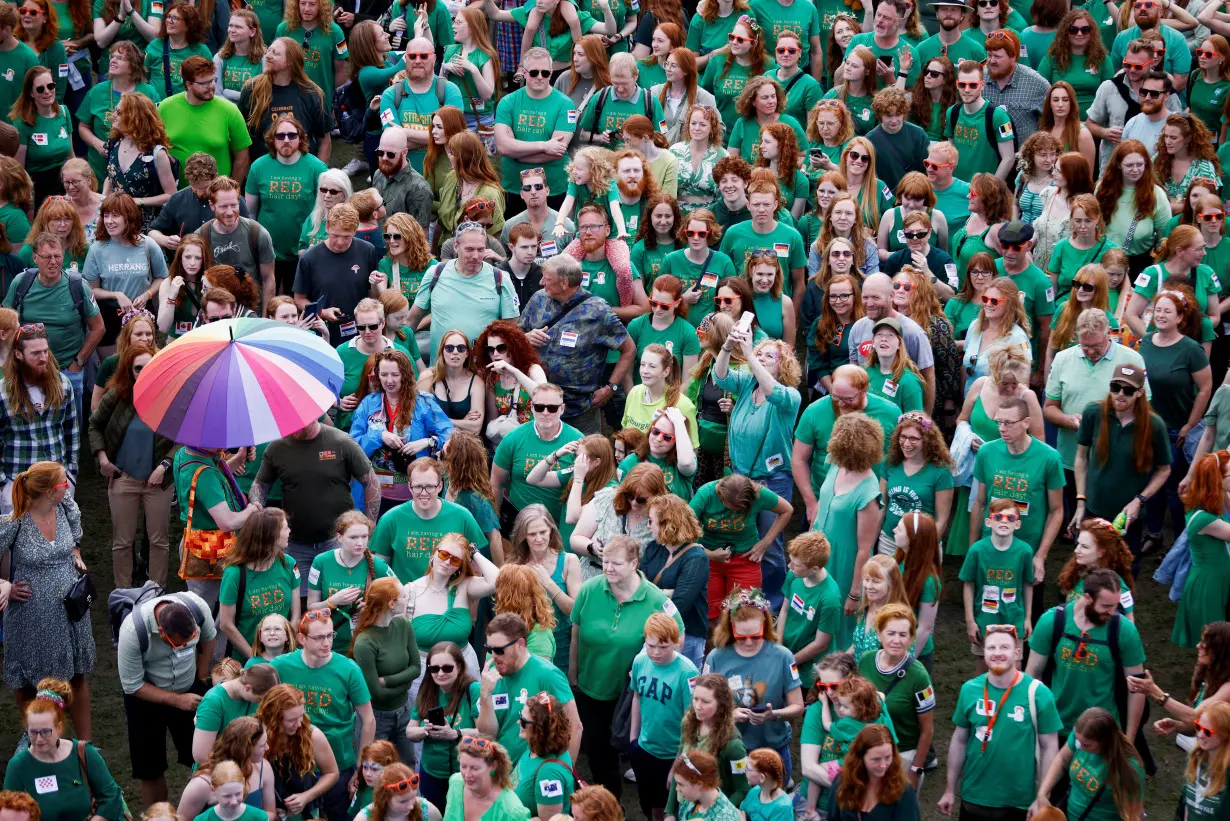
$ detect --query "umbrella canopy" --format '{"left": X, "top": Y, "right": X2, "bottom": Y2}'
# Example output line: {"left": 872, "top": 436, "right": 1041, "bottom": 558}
{"left": 134, "top": 317, "right": 343, "bottom": 449}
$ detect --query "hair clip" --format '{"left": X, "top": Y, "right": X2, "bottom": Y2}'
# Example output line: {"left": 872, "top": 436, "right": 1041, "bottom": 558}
{"left": 737, "top": 13, "right": 761, "bottom": 32}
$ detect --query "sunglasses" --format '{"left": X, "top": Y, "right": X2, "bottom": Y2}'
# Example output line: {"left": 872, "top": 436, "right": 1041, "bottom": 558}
{"left": 1109, "top": 383, "right": 1139, "bottom": 396}
{"left": 650, "top": 427, "right": 675, "bottom": 443}
{"left": 383, "top": 232, "right": 403, "bottom": 242}
{"left": 487, "top": 343, "right": 508, "bottom": 354}
{"left": 486, "top": 639, "right": 518, "bottom": 656}
{"left": 443, "top": 343, "right": 468, "bottom": 353}
{"left": 830, "top": 249, "right": 854, "bottom": 259}
{"left": 847, "top": 151, "right": 869, "bottom": 162}
{"left": 1139, "top": 88, "right": 1165, "bottom": 98}
{"left": 384, "top": 775, "right": 422, "bottom": 792}
{"left": 435, "top": 548, "right": 463, "bottom": 568}
{"left": 649, "top": 299, "right": 676, "bottom": 310}
{"left": 517, "top": 716, "right": 533, "bottom": 728}
{"left": 525, "top": 68, "right": 550, "bottom": 78}
{"left": 903, "top": 231, "right": 928, "bottom": 241}
{"left": 924, "top": 160, "right": 954, "bottom": 171}
{"left": 685, "top": 229, "right": 709, "bottom": 238}
{"left": 466, "top": 198, "right": 497, "bottom": 213}
{"left": 1001, "top": 242, "right": 1027, "bottom": 251}
{"left": 981, "top": 295, "right": 1001, "bottom": 306}
{"left": 428, "top": 663, "right": 456, "bottom": 674}
{"left": 985, "top": 623, "right": 1019, "bottom": 637}
{"left": 728, "top": 33, "right": 751, "bottom": 43}
{"left": 732, "top": 629, "right": 764, "bottom": 641}
{"left": 1199, "top": 211, "right": 1226, "bottom": 222}
{"left": 633, "top": 495, "right": 651, "bottom": 505}
{"left": 1133, "top": 1, "right": 1157, "bottom": 7}
{"left": 815, "top": 680, "right": 845, "bottom": 693}
{"left": 1194, "top": 718, "right": 1216, "bottom": 738}
{"left": 1069, "top": 24, "right": 1092, "bottom": 34}
{"left": 1075, "top": 281, "right": 1096, "bottom": 292}
{"left": 406, "top": 52, "right": 433, "bottom": 60}
{"left": 776, "top": 45, "right": 799, "bottom": 55}
{"left": 976, "top": 0, "right": 997, "bottom": 6}
{"left": 33, "top": 83, "right": 54, "bottom": 94}
{"left": 892, "top": 282, "right": 913, "bottom": 291}
{"left": 17, "top": 322, "right": 46, "bottom": 337}
{"left": 319, "top": 187, "right": 343, "bottom": 195}
{"left": 275, "top": 132, "right": 299, "bottom": 141}
{"left": 714, "top": 296, "right": 737, "bottom": 306}
{"left": 521, "top": 183, "right": 546, "bottom": 192}
{"left": 376, "top": 149, "right": 400, "bottom": 159}
{"left": 990, "top": 511, "right": 1019, "bottom": 522}
{"left": 533, "top": 403, "right": 562, "bottom": 413}
{"left": 1123, "top": 61, "right": 1152, "bottom": 70}
{"left": 356, "top": 322, "right": 382, "bottom": 331}
{"left": 133, "top": 364, "right": 145, "bottom": 374}
{"left": 924, "top": 68, "right": 945, "bottom": 79}
{"left": 957, "top": 81, "right": 981, "bottom": 90}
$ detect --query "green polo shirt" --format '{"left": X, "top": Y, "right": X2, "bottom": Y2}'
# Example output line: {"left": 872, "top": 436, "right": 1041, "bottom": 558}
{"left": 793, "top": 394, "right": 901, "bottom": 492}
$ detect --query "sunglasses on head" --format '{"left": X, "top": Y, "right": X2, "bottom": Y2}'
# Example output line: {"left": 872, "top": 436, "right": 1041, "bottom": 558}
{"left": 384, "top": 774, "right": 421, "bottom": 792}
{"left": 1109, "top": 382, "right": 1138, "bottom": 396}
{"left": 685, "top": 229, "right": 708, "bottom": 238}
{"left": 990, "top": 511, "right": 1019, "bottom": 522}
{"left": 533, "top": 402, "right": 562, "bottom": 413}
{"left": 956, "top": 81, "right": 981, "bottom": 90}
{"left": 649, "top": 298, "right": 676, "bottom": 310}
{"left": 985, "top": 623, "right": 1019, "bottom": 638}
{"left": 428, "top": 663, "right": 456, "bottom": 674}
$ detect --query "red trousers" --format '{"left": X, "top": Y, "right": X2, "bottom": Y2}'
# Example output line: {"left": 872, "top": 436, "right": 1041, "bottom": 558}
{"left": 707, "top": 552, "right": 762, "bottom": 620}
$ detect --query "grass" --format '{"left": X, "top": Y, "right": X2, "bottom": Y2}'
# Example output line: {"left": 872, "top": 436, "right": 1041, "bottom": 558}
{"left": 0, "top": 463, "right": 1192, "bottom": 820}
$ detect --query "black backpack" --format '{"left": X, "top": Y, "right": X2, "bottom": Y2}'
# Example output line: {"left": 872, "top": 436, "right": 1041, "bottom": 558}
{"left": 947, "top": 101, "right": 1019, "bottom": 157}
{"left": 9, "top": 268, "right": 90, "bottom": 324}
{"left": 334, "top": 80, "right": 369, "bottom": 144}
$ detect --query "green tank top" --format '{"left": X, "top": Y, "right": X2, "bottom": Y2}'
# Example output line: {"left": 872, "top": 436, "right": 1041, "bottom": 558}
{"left": 886, "top": 207, "right": 939, "bottom": 255}
{"left": 412, "top": 587, "right": 473, "bottom": 654}
{"left": 970, "top": 395, "right": 1001, "bottom": 444}
{"left": 952, "top": 226, "right": 993, "bottom": 287}
{"left": 752, "top": 292, "right": 785, "bottom": 340}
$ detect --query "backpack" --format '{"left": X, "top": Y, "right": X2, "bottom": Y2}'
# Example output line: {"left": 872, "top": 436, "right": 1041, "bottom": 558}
{"left": 1038, "top": 603, "right": 1156, "bottom": 774}
{"left": 1111, "top": 73, "right": 1143, "bottom": 122}
{"left": 10, "top": 268, "right": 90, "bottom": 325}
{"left": 947, "top": 101, "right": 1019, "bottom": 158}
{"left": 586, "top": 86, "right": 655, "bottom": 139}
{"left": 392, "top": 76, "right": 448, "bottom": 111}
{"left": 108, "top": 582, "right": 207, "bottom": 651}
{"left": 334, "top": 80, "right": 369, "bottom": 144}
{"left": 425, "top": 261, "right": 508, "bottom": 313}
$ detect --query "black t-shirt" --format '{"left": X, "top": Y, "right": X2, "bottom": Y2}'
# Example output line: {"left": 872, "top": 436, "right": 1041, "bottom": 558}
{"left": 866, "top": 122, "right": 929, "bottom": 192}
{"left": 497, "top": 260, "right": 543, "bottom": 310}
{"left": 291, "top": 237, "right": 383, "bottom": 345}
{"left": 149, "top": 187, "right": 251, "bottom": 240}
{"left": 239, "top": 82, "right": 333, "bottom": 160}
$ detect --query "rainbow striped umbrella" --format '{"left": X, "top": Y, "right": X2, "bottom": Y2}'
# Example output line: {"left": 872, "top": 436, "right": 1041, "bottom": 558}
{"left": 134, "top": 317, "right": 344, "bottom": 449}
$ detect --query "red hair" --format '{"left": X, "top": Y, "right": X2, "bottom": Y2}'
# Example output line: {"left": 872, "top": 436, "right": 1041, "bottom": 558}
{"left": 1181, "top": 450, "right": 1230, "bottom": 515}
{"left": 473, "top": 321, "right": 541, "bottom": 388}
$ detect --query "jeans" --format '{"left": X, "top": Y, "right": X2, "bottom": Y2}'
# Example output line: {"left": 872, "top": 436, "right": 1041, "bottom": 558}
{"left": 372, "top": 700, "right": 416, "bottom": 769}
{"left": 418, "top": 769, "right": 450, "bottom": 815}
{"left": 756, "top": 470, "right": 793, "bottom": 611}
{"left": 287, "top": 539, "right": 336, "bottom": 595}
{"left": 682, "top": 634, "right": 706, "bottom": 669}
{"left": 62, "top": 366, "right": 84, "bottom": 424}
{"left": 1156, "top": 529, "right": 1192, "bottom": 602}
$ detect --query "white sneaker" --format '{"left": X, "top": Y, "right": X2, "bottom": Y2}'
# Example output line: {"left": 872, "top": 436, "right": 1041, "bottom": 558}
{"left": 624, "top": 768, "right": 637, "bottom": 783}
{"left": 343, "top": 158, "right": 369, "bottom": 176}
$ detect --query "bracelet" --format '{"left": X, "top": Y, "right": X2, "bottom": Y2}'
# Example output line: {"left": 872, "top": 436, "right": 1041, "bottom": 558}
{"left": 1155, "top": 691, "right": 1170, "bottom": 706}
{"left": 1075, "top": 494, "right": 1086, "bottom": 501}
{"left": 847, "top": 592, "right": 860, "bottom": 601}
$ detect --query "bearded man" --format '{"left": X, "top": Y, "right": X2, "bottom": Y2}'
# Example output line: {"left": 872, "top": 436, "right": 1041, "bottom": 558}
{"left": 1120, "top": 71, "right": 1173, "bottom": 156}
{"left": 561, "top": 205, "right": 650, "bottom": 323}
{"left": 0, "top": 323, "right": 79, "bottom": 515}
{"left": 612, "top": 150, "right": 659, "bottom": 240}
{"left": 372, "top": 125, "right": 432, "bottom": 230}
{"left": 981, "top": 28, "right": 1049, "bottom": 143}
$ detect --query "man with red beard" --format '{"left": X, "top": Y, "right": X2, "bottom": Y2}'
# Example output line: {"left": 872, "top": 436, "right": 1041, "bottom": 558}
{"left": 565, "top": 205, "right": 650, "bottom": 324}
{"left": 939, "top": 624, "right": 1062, "bottom": 820}
{"left": 612, "top": 150, "right": 658, "bottom": 240}
{"left": 0, "top": 323, "right": 79, "bottom": 515}
{"left": 981, "top": 29, "right": 1049, "bottom": 144}
{"left": 790, "top": 364, "right": 900, "bottom": 525}
{"left": 1109, "top": 0, "right": 1197, "bottom": 90}
{"left": 372, "top": 125, "right": 432, "bottom": 233}
{"left": 1120, "top": 72, "right": 1172, "bottom": 157}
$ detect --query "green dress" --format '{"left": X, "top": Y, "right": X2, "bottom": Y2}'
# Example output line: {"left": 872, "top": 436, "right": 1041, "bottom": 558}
{"left": 811, "top": 470, "right": 882, "bottom": 648}
{"left": 411, "top": 586, "right": 473, "bottom": 654}
{"left": 1173, "top": 508, "right": 1230, "bottom": 647}
{"left": 443, "top": 774, "right": 531, "bottom": 821}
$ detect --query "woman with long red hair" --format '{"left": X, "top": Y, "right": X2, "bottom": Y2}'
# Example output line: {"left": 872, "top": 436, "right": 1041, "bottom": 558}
{"left": 1057, "top": 518, "right": 1137, "bottom": 619}
{"left": 441, "top": 6, "right": 501, "bottom": 131}
{"left": 636, "top": 22, "right": 684, "bottom": 88}
{"left": 829, "top": 725, "right": 917, "bottom": 820}
{"left": 654, "top": 48, "right": 718, "bottom": 148}
{"left": 472, "top": 320, "right": 546, "bottom": 428}
{"left": 422, "top": 107, "right": 467, "bottom": 204}
{"left": 556, "top": 34, "right": 611, "bottom": 110}
{"left": 349, "top": 577, "right": 419, "bottom": 766}
{"left": 1039, "top": 82, "right": 1096, "bottom": 170}
{"left": 1095, "top": 140, "right": 1170, "bottom": 274}
{"left": 101, "top": 91, "right": 180, "bottom": 231}
{"left": 1175, "top": 450, "right": 1230, "bottom": 648}
{"left": 700, "top": 14, "right": 768, "bottom": 131}
{"left": 892, "top": 510, "right": 943, "bottom": 671}
{"left": 436, "top": 132, "right": 504, "bottom": 239}
{"left": 256, "top": 684, "right": 341, "bottom": 816}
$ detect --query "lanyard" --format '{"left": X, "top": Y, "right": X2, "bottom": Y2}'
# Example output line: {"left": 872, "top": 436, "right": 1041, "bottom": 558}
{"left": 980, "top": 671, "right": 1021, "bottom": 751}
{"left": 383, "top": 394, "right": 398, "bottom": 432}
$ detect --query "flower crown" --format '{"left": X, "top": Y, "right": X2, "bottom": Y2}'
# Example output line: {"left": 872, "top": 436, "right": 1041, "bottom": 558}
{"left": 35, "top": 689, "right": 65, "bottom": 709}
{"left": 121, "top": 307, "right": 156, "bottom": 329}
{"left": 737, "top": 14, "right": 761, "bottom": 33}
{"left": 900, "top": 411, "right": 932, "bottom": 430}
{"left": 722, "top": 586, "right": 770, "bottom": 613}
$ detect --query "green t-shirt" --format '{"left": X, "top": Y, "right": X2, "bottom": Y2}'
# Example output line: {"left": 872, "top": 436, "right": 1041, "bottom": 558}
{"left": 972, "top": 437, "right": 1066, "bottom": 549}
{"left": 881, "top": 460, "right": 954, "bottom": 535}
{"left": 718, "top": 221, "right": 806, "bottom": 295}
{"left": 951, "top": 673, "right": 1063, "bottom": 809}
{"left": 1065, "top": 729, "right": 1144, "bottom": 821}
{"left": 727, "top": 114, "right": 808, "bottom": 165}
{"left": 793, "top": 393, "right": 901, "bottom": 492}
{"left": 857, "top": 651, "right": 935, "bottom": 752}
{"left": 509, "top": 2, "right": 593, "bottom": 63}
{"left": 171, "top": 448, "right": 243, "bottom": 532}
{"left": 159, "top": 93, "right": 253, "bottom": 183}
{"left": 247, "top": 0, "right": 284, "bottom": 42}
{"left": 1134, "top": 262, "right": 1222, "bottom": 314}
{"left": 218, "top": 555, "right": 301, "bottom": 651}
{"left": 686, "top": 9, "right": 741, "bottom": 57}
{"left": 582, "top": 256, "right": 643, "bottom": 308}
{"left": 844, "top": 32, "right": 921, "bottom": 85}
{"left": 630, "top": 239, "right": 675, "bottom": 287}
{"left": 495, "top": 87, "right": 577, "bottom": 194}
{"left": 410, "top": 679, "right": 481, "bottom": 778}
{"left": 307, "top": 549, "right": 396, "bottom": 650}
{"left": 750, "top": 0, "right": 821, "bottom": 66}
{"left": 701, "top": 53, "right": 777, "bottom": 133}
{"left": 823, "top": 86, "right": 876, "bottom": 134}
{"left": 144, "top": 40, "right": 213, "bottom": 99}
{"left": 442, "top": 44, "right": 493, "bottom": 117}
{"left": 689, "top": 480, "right": 780, "bottom": 553}
{"left": 1045, "top": 238, "right": 1119, "bottom": 303}
{"left": 377, "top": 256, "right": 435, "bottom": 305}
{"left": 2, "top": 270, "right": 101, "bottom": 365}
{"left": 1203, "top": 384, "right": 1230, "bottom": 452}
{"left": 1137, "top": 333, "right": 1210, "bottom": 430}
{"left": 245, "top": 152, "right": 330, "bottom": 260}
{"left": 492, "top": 420, "right": 583, "bottom": 520}
{"left": 780, "top": 570, "right": 843, "bottom": 654}
{"left": 77, "top": 80, "right": 161, "bottom": 181}
{"left": 619, "top": 451, "right": 695, "bottom": 500}
{"left": 631, "top": 650, "right": 699, "bottom": 758}
{"left": 1036, "top": 53, "right": 1114, "bottom": 118}
{"left": 274, "top": 21, "right": 347, "bottom": 102}
{"left": 16, "top": 104, "right": 72, "bottom": 173}
{"left": 269, "top": 650, "right": 373, "bottom": 769}
{"left": 370, "top": 499, "right": 489, "bottom": 583}
{"left": 934, "top": 177, "right": 972, "bottom": 238}
{"left": 579, "top": 86, "right": 666, "bottom": 149}
{"left": 220, "top": 52, "right": 263, "bottom": 96}
{"left": 626, "top": 313, "right": 702, "bottom": 377}
{"left": 194, "top": 681, "right": 258, "bottom": 733}
{"left": 656, "top": 248, "right": 738, "bottom": 329}
{"left": 916, "top": 33, "right": 986, "bottom": 68}
{"left": 864, "top": 366, "right": 924, "bottom": 413}
{"left": 0, "top": 41, "right": 40, "bottom": 121}
{"left": 946, "top": 99, "right": 1014, "bottom": 182}
{"left": 513, "top": 751, "right": 575, "bottom": 815}
{"left": 488, "top": 653, "right": 575, "bottom": 763}
{"left": 959, "top": 537, "right": 1036, "bottom": 635}
{"left": 1028, "top": 603, "right": 1146, "bottom": 735}
{"left": 193, "top": 808, "right": 267, "bottom": 821}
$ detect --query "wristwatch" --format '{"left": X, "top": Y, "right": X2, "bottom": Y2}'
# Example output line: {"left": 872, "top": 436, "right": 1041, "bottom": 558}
{"left": 606, "top": 383, "right": 622, "bottom": 394}
{"left": 910, "top": 765, "right": 925, "bottom": 775}
{"left": 1136, "top": 493, "right": 1150, "bottom": 504}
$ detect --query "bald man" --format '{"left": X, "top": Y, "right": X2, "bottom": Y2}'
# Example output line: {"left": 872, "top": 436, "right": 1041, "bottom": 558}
{"left": 377, "top": 37, "right": 464, "bottom": 172}
{"left": 847, "top": 273, "right": 935, "bottom": 412}
{"left": 372, "top": 125, "right": 432, "bottom": 230}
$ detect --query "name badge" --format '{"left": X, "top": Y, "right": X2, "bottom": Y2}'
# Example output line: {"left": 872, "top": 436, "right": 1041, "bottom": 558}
{"left": 34, "top": 776, "right": 58, "bottom": 795}
{"left": 340, "top": 321, "right": 357, "bottom": 337}
{"left": 560, "top": 331, "right": 579, "bottom": 348}
{"left": 58, "top": 63, "right": 69, "bottom": 77}
{"left": 32, "top": 133, "right": 48, "bottom": 145}
{"left": 882, "top": 379, "right": 898, "bottom": 397}
{"left": 765, "top": 453, "right": 784, "bottom": 471}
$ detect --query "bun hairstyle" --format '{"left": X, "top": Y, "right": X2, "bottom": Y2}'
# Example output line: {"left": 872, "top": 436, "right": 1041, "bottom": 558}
{"left": 26, "top": 677, "right": 72, "bottom": 734}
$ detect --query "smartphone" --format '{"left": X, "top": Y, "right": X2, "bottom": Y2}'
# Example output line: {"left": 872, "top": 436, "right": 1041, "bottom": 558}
{"left": 736, "top": 311, "right": 755, "bottom": 333}
{"left": 605, "top": 128, "right": 621, "bottom": 142}
{"left": 877, "top": 54, "right": 893, "bottom": 67}
{"left": 427, "top": 706, "right": 446, "bottom": 725}
{"left": 750, "top": 704, "right": 770, "bottom": 713}
{"left": 1129, "top": 672, "right": 1148, "bottom": 679}
{"left": 809, "top": 146, "right": 825, "bottom": 159}
{"left": 303, "top": 296, "right": 325, "bottom": 318}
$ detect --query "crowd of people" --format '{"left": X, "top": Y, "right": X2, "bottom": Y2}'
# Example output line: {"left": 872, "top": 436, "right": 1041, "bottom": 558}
{"left": 0, "top": 0, "right": 1230, "bottom": 818}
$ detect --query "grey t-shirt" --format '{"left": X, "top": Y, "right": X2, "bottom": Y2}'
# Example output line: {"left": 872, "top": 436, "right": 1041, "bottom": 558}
{"left": 847, "top": 312, "right": 936, "bottom": 370}
{"left": 500, "top": 209, "right": 576, "bottom": 253}
{"left": 202, "top": 217, "right": 275, "bottom": 278}
{"left": 82, "top": 235, "right": 170, "bottom": 300}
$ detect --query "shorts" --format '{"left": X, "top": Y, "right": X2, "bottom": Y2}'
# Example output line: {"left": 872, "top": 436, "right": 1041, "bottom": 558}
{"left": 123, "top": 678, "right": 209, "bottom": 780}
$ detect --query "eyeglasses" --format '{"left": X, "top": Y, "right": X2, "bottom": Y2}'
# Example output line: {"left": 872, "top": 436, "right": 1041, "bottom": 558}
{"left": 776, "top": 45, "right": 799, "bottom": 55}
{"left": 356, "top": 322, "right": 382, "bottom": 331}
{"left": 995, "top": 417, "right": 1024, "bottom": 427}
{"left": 319, "top": 187, "right": 343, "bottom": 195}
{"left": 981, "top": 295, "right": 1001, "bottom": 306}
{"left": 26, "top": 728, "right": 54, "bottom": 739}
{"left": 275, "top": 132, "right": 299, "bottom": 141}
{"left": 435, "top": 548, "right": 463, "bottom": 568}
{"left": 383, "top": 232, "right": 403, "bottom": 242}
{"left": 990, "top": 512, "right": 1019, "bottom": 522}
{"left": 714, "top": 296, "right": 737, "bottom": 307}
{"left": 1194, "top": 718, "right": 1216, "bottom": 738}
{"left": 1139, "top": 88, "right": 1165, "bottom": 98}
{"left": 1199, "top": 211, "right": 1226, "bottom": 222}
{"left": 410, "top": 483, "right": 440, "bottom": 495}
{"left": 384, "top": 774, "right": 421, "bottom": 792}
{"left": 728, "top": 33, "right": 751, "bottom": 43}
{"left": 832, "top": 392, "right": 861, "bottom": 405}
{"left": 924, "top": 69, "right": 945, "bottom": 79}
{"left": 428, "top": 663, "right": 456, "bottom": 674}
{"left": 650, "top": 427, "right": 675, "bottom": 443}
{"left": 525, "top": 68, "right": 551, "bottom": 78}
{"left": 190, "top": 77, "right": 216, "bottom": 86}
{"left": 903, "top": 231, "right": 928, "bottom": 241}
{"left": 578, "top": 224, "right": 605, "bottom": 233}
{"left": 847, "top": 151, "right": 869, "bottom": 162}
{"left": 522, "top": 183, "right": 546, "bottom": 192}
{"left": 486, "top": 639, "right": 518, "bottom": 656}
{"left": 1109, "top": 383, "right": 1139, "bottom": 396}
{"left": 685, "top": 229, "right": 708, "bottom": 238}
{"left": 1075, "top": 281, "right": 1096, "bottom": 292}
{"left": 830, "top": 292, "right": 854, "bottom": 302}
{"left": 533, "top": 403, "right": 562, "bottom": 413}
{"left": 649, "top": 299, "right": 676, "bottom": 310}
{"left": 732, "top": 629, "right": 764, "bottom": 641}
{"left": 968, "top": 268, "right": 994, "bottom": 278}
{"left": 893, "top": 282, "right": 913, "bottom": 291}
{"left": 956, "top": 81, "right": 981, "bottom": 90}
{"left": 1068, "top": 24, "right": 1092, "bottom": 34}
{"left": 407, "top": 52, "right": 433, "bottom": 60}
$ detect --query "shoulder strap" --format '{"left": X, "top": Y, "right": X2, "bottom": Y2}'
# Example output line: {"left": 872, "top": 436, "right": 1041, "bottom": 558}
{"left": 162, "top": 39, "right": 173, "bottom": 99}
{"left": 881, "top": 655, "right": 916, "bottom": 696}
{"left": 236, "top": 564, "right": 248, "bottom": 611}
{"left": 783, "top": 71, "right": 805, "bottom": 94}
{"left": 394, "top": 79, "right": 406, "bottom": 108}
{"left": 984, "top": 104, "right": 999, "bottom": 152}
{"left": 12, "top": 269, "right": 38, "bottom": 318}
{"left": 65, "top": 272, "right": 87, "bottom": 321}
{"left": 652, "top": 543, "right": 699, "bottom": 586}
{"left": 435, "top": 76, "right": 446, "bottom": 105}
{"left": 77, "top": 741, "right": 95, "bottom": 800}
{"left": 542, "top": 292, "right": 594, "bottom": 331}
{"left": 642, "top": 87, "right": 653, "bottom": 120}
{"left": 1040, "top": 603, "right": 1065, "bottom": 685}
{"left": 426, "top": 262, "right": 446, "bottom": 294}
{"left": 588, "top": 86, "right": 612, "bottom": 137}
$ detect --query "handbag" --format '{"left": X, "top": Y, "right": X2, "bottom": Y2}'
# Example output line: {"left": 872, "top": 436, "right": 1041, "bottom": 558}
{"left": 485, "top": 404, "right": 521, "bottom": 445}
{"left": 609, "top": 684, "right": 636, "bottom": 753}
{"left": 64, "top": 570, "right": 95, "bottom": 622}
{"left": 77, "top": 741, "right": 134, "bottom": 821}
{"left": 178, "top": 464, "right": 237, "bottom": 581}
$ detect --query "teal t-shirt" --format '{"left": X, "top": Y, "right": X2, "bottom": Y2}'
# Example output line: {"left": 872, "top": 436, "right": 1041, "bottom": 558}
{"left": 972, "top": 437, "right": 1065, "bottom": 549}
{"left": 631, "top": 650, "right": 700, "bottom": 758}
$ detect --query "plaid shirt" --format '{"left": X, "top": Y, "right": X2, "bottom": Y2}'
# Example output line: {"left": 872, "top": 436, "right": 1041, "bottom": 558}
{"left": 983, "top": 63, "right": 1050, "bottom": 145}
{"left": 495, "top": 0, "right": 526, "bottom": 72}
{"left": 0, "top": 373, "right": 78, "bottom": 484}
{"left": 519, "top": 288, "right": 628, "bottom": 415}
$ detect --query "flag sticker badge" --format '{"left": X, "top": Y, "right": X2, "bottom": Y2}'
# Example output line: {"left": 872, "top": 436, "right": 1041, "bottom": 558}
{"left": 567, "top": 109, "right": 578, "bottom": 124}
{"left": 540, "top": 780, "right": 564, "bottom": 798}
{"left": 34, "top": 776, "right": 58, "bottom": 795}
{"left": 998, "top": 121, "right": 1014, "bottom": 138}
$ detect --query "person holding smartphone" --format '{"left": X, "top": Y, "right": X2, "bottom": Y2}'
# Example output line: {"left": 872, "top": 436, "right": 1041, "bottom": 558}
{"left": 407, "top": 641, "right": 481, "bottom": 811}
